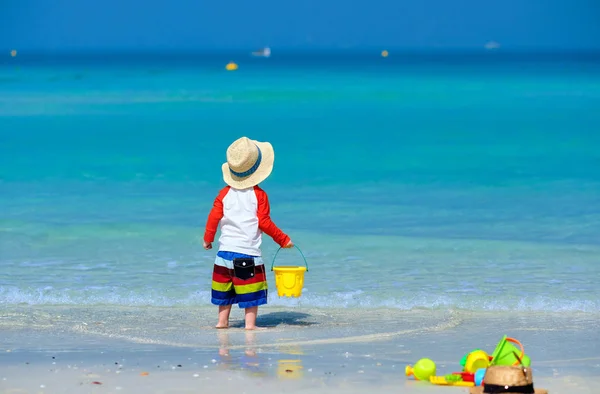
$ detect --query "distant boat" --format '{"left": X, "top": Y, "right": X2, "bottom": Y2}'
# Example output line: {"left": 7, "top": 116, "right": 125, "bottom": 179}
{"left": 252, "top": 47, "right": 271, "bottom": 58}
{"left": 484, "top": 41, "right": 500, "bottom": 50}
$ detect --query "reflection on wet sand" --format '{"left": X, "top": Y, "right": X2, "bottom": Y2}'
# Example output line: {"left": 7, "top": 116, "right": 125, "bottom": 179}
{"left": 277, "top": 359, "right": 304, "bottom": 379}
{"left": 215, "top": 330, "right": 267, "bottom": 376}
{"left": 215, "top": 330, "right": 306, "bottom": 379}
{"left": 276, "top": 340, "right": 305, "bottom": 379}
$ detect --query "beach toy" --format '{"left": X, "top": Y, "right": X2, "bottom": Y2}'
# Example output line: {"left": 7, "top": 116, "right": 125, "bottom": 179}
{"left": 405, "top": 358, "right": 436, "bottom": 381}
{"left": 474, "top": 368, "right": 486, "bottom": 386}
{"left": 453, "top": 372, "right": 475, "bottom": 382}
{"left": 464, "top": 350, "right": 491, "bottom": 373}
{"left": 461, "top": 348, "right": 483, "bottom": 369}
{"left": 225, "top": 62, "right": 238, "bottom": 71}
{"left": 270, "top": 245, "right": 308, "bottom": 298}
{"left": 429, "top": 375, "right": 475, "bottom": 387}
{"left": 490, "top": 335, "right": 531, "bottom": 367}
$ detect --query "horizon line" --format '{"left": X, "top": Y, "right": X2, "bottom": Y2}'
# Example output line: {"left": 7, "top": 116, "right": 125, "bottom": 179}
{"left": 5, "top": 46, "right": 600, "bottom": 56}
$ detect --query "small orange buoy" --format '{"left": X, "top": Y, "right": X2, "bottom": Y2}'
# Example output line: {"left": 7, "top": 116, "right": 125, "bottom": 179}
{"left": 10, "top": 49, "right": 17, "bottom": 57}
{"left": 140, "top": 371, "right": 149, "bottom": 376}
{"left": 381, "top": 50, "right": 389, "bottom": 58}
{"left": 225, "top": 62, "right": 238, "bottom": 71}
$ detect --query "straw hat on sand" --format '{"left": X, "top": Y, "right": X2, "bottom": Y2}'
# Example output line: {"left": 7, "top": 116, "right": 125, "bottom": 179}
{"left": 470, "top": 365, "right": 548, "bottom": 394}
{"left": 222, "top": 137, "right": 274, "bottom": 189}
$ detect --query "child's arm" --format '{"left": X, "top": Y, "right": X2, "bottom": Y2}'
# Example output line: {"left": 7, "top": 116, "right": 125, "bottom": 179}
{"left": 255, "top": 187, "right": 292, "bottom": 247}
{"left": 203, "top": 186, "right": 230, "bottom": 249}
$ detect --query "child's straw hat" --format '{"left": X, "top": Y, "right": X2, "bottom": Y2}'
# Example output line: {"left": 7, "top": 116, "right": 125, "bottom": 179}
{"left": 470, "top": 365, "right": 548, "bottom": 394}
{"left": 222, "top": 137, "right": 274, "bottom": 189}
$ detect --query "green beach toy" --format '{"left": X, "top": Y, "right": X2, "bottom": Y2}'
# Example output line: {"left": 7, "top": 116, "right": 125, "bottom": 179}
{"left": 490, "top": 335, "right": 531, "bottom": 367}
{"left": 444, "top": 374, "right": 463, "bottom": 382}
{"left": 405, "top": 358, "right": 436, "bottom": 381}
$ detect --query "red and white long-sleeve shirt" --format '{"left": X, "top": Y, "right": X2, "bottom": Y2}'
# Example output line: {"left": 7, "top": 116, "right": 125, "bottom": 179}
{"left": 204, "top": 186, "right": 290, "bottom": 256}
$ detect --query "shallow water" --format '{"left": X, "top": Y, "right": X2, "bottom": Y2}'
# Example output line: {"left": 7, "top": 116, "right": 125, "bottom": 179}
{"left": 1, "top": 52, "right": 600, "bottom": 314}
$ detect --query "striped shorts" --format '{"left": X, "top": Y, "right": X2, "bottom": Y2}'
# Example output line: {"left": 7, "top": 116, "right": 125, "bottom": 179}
{"left": 211, "top": 252, "right": 268, "bottom": 308}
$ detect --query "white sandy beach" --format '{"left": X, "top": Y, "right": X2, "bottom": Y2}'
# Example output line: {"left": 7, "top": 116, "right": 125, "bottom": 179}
{"left": 0, "top": 363, "right": 597, "bottom": 394}
{"left": 1, "top": 306, "right": 599, "bottom": 393}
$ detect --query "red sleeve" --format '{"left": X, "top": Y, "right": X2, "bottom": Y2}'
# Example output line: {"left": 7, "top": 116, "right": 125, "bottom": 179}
{"left": 254, "top": 186, "right": 290, "bottom": 247}
{"left": 203, "top": 186, "right": 230, "bottom": 243}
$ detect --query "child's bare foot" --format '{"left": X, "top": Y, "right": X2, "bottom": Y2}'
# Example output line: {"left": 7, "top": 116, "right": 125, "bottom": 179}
{"left": 244, "top": 326, "right": 267, "bottom": 331}
{"left": 216, "top": 305, "right": 231, "bottom": 330}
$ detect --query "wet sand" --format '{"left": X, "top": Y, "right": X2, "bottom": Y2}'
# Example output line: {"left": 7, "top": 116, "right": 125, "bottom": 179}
{"left": 1, "top": 306, "right": 599, "bottom": 393}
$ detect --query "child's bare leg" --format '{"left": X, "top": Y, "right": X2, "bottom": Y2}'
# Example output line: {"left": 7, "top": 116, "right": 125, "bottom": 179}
{"left": 244, "top": 306, "right": 266, "bottom": 330}
{"left": 216, "top": 305, "right": 232, "bottom": 328}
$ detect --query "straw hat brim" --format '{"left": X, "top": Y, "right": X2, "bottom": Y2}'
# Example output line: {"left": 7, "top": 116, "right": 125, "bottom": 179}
{"left": 222, "top": 140, "right": 274, "bottom": 189}
{"left": 469, "top": 386, "right": 548, "bottom": 394}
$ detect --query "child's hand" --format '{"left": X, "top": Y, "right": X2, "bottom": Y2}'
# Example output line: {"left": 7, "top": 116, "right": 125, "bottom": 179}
{"left": 283, "top": 240, "right": 294, "bottom": 248}
{"left": 203, "top": 241, "right": 212, "bottom": 250}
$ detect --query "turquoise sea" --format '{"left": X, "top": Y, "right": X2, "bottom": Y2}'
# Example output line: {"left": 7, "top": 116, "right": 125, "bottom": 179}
{"left": 1, "top": 51, "right": 600, "bottom": 317}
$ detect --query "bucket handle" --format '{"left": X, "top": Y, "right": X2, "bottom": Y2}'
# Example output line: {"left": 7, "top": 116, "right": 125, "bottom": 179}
{"left": 270, "top": 245, "right": 309, "bottom": 272}
{"left": 506, "top": 337, "right": 525, "bottom": 366}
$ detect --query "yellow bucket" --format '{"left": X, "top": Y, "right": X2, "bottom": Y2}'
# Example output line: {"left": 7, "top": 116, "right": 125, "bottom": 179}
{"left": 270, "top": 245, "right": 309, "bottom": 298}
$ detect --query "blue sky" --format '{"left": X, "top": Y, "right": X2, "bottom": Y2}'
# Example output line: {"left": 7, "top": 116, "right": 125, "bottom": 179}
{"left": 2, "top": 0, "right": 599, "bottom": 52}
